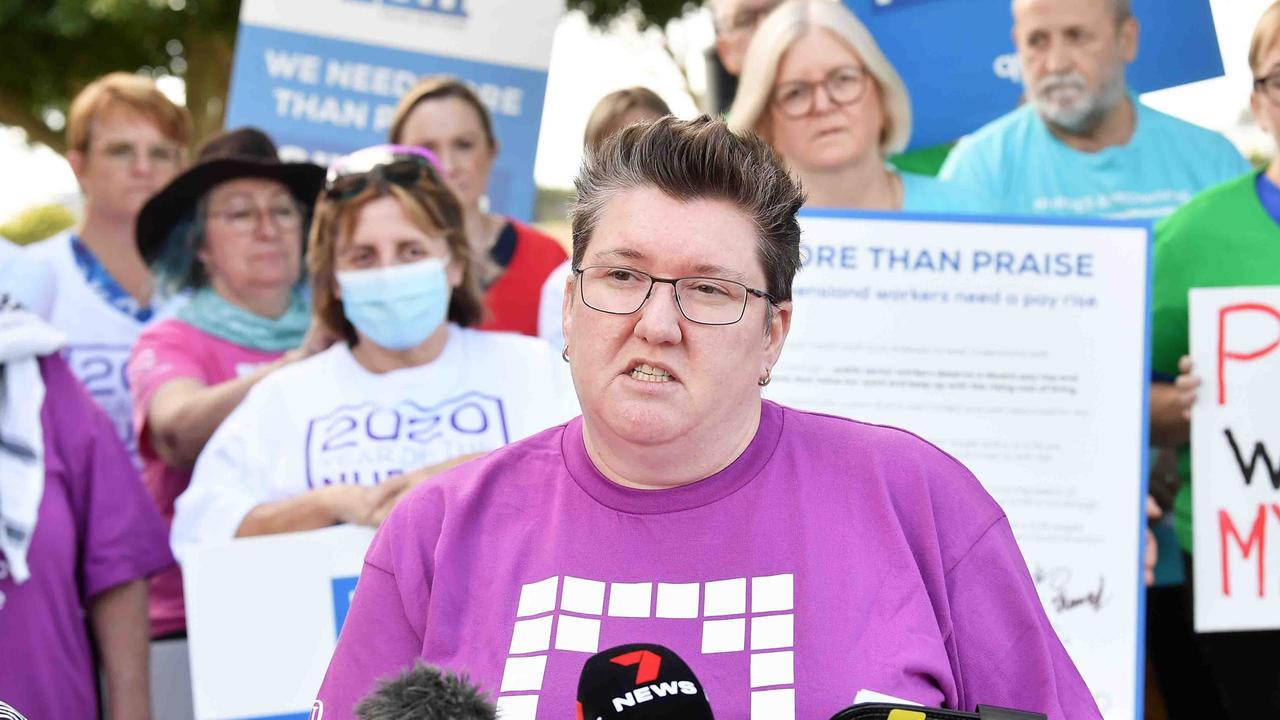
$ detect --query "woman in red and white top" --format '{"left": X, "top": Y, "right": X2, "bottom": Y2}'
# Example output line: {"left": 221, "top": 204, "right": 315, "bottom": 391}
{"left": 388, "top": 76, "right": 566, "bottom": 337}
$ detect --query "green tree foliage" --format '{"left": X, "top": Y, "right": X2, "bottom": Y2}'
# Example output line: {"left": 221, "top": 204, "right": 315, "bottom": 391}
{"left": 0, "top": 0, "right": 702, "bottom": 155}
{"left": 565, "top": 0, "right": 704, "bottom": 29}
{"left": 0, "top": 0, "right": 240, "bottom": 151}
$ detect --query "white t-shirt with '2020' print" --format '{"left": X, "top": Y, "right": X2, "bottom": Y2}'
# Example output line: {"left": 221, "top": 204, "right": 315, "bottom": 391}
{"left": 171, "top": 325, "right": 579, "bottom": 556}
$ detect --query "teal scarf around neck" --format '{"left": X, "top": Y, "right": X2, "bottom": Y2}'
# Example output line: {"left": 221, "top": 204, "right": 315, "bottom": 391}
{"left": 177, "top": 287, "right": 309, "bottom": 352}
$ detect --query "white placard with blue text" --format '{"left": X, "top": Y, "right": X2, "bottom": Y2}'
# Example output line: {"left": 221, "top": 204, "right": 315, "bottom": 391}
{"left": 224, "top": 0, "right": 563, "bottom": 220}
{"left": 769, "top": 211, "right": 1151, "bottom": 719}
{"left": 183, "top": 525, "right": 375, "bottom": 720}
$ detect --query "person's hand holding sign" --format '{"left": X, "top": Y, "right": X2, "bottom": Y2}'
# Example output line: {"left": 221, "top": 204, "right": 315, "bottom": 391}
{"left": 1151, "top": 355, "right": 1201, "bottom": 445}
{"left": 1173, "top": 355, "right": 1202, "bottom": 421}
{"left": 1145, "top": 496, "right": 1161, "bottom": 587}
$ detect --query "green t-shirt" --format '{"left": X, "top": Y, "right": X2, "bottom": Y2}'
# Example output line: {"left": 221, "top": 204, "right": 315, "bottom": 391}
{"left": 1152, "top": 168, "right": 1280, "bottom": 551}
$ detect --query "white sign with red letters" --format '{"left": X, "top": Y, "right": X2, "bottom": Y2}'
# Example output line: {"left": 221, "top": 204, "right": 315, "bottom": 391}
{"left": 1190, "top": 287, "right": 1280, "bottom": 632}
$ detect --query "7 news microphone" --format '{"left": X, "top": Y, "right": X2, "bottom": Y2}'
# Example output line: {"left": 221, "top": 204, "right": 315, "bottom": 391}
{"left": 576, "top": 643, "right": 716, "bottom": 720}
{"left": 349, "top": 647, "right": 1048, "bottom": 720}
{"left": 573, "top": 642, "right": 1048, "bottom": 720}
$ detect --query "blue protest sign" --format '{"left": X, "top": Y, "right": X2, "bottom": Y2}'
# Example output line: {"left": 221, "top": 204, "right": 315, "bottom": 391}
{"left": 850, "top": 0, "right": 1224, "bottom": 149}
{"left": 224, "top": 0, "right": 561, "bottom": 220}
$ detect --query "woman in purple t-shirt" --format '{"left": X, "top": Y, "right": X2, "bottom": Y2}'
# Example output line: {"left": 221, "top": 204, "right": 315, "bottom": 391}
{"left": 316, "top": 118, "right": 1102, "bottom": 720}
{"left": 0, "top": 306, "right": 173, "bottom": 719}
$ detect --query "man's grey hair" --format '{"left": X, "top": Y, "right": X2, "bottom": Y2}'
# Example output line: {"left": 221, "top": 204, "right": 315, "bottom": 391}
{"left": 570, "top": 115, "right": 806, "bottom": 302}
{"left": 1013, "top": 0, "right": 1132, "bottom": 23}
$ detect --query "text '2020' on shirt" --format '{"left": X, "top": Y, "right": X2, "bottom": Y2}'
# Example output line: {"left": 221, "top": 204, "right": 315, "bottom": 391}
{"left": 316, "top": 401, "right": 1100, "bottom": 720}
{"left": 21, "top": 231, "right": 186, "bottom": 465}
{"left": 171, "top": 325, "right": 579, "bottom": 557}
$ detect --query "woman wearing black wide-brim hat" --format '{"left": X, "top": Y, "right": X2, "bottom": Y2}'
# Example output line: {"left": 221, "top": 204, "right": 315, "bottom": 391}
{"left": 124, "top": 126, "right": 331, "bottom": 643}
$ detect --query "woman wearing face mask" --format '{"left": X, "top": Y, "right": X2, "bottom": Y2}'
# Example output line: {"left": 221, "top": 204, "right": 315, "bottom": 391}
{"left": 169, "top": 146, "right": 578, "bottom": 552}
{"left": 728, "top": 0, "right": 994, "bottom": 213}
{"left": 126, "top": 128, "right": 328, "bottom": 643}
{"left": 389, "top": 77, "right": 567, "bottom": 336}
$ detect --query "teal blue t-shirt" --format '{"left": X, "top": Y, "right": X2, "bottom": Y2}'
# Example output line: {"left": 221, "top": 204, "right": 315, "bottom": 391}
{"left": 900, "top": 171, "right": 999, "bottom": 214}
{"left": 939, "top": 96, "right": 1249, "bottom": 220}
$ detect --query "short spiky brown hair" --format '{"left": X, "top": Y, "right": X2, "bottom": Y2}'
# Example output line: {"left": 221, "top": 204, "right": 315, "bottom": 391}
{"left": 570, "top": 115, "right": 805, "bottom": 302}
{"left": 307, "top": 177, "right": 485, "bottom": 346}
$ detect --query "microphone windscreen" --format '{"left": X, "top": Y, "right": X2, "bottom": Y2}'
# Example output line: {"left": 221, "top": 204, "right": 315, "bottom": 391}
{"left": 576, "top": 643, "right": 714, "bottom": 720}
{"left": 354, "top": 662, "right": 496, "bottom": 720}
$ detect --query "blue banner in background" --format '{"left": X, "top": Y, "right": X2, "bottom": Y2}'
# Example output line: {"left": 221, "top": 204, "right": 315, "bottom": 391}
{"left": 225, "top": 24, "right": 547, "bottom": 220}
{"left": 330, "top": 575, "right": 358, "bottom": 636}
{"left": 847, "top": 0, "right": 1224, "bottom": 149}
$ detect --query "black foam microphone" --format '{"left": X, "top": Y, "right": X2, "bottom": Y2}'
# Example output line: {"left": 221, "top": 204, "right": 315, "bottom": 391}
{"left": 353, "top": 662, "right": 496, "bottom": 720}
{"left": 576, "top": 643, "right": 715, "bottom": 720}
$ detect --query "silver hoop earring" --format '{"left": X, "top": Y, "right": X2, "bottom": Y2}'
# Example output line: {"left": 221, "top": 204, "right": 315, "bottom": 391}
{"left": 758, "top": 368, "right": 772, "bottom": 387}
{"left": 562, "top": 347, "right": 570, "bottom": 363}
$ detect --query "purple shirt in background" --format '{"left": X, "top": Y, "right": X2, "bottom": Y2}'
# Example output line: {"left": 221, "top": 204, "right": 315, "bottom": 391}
{"left": 317, "top": 401, "right": 1100, "bottom": 720}
{"left": 0, "top": 355, "right": 174, "bottom": 719}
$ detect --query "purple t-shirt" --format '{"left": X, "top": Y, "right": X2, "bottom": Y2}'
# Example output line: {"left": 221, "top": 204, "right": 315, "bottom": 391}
{"left": 0, "top": 355, "right": 174, "bottom": 719}
{"left": 316, "top": 401, "right": 1100, "bottom": 720}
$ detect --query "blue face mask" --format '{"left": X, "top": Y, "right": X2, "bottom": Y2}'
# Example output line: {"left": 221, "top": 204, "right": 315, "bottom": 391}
{"left": 336, "top": 257, "right": 450, "bottom": 351}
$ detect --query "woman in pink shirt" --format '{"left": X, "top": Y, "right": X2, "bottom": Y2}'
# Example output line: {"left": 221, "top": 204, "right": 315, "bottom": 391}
{"left": 126, "top": 127, "right": 327, "bottom": 642}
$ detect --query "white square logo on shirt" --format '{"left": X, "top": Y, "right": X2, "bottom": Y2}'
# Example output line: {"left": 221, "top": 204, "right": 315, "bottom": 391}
{"left": 752, "top": 574, "right": 794, "bottom": 613}
{"left": 702, "top": 617, "right": 746, "bottom": 654}
{"left": 704, "top": 578, "right": 747, "bottom": 616}
{"left": 554, "top": 615, "right": 601, "bottom": 653}
{"left": 561, "top": 576, "right": 606, "bottom": 615}
{"left": 516, "top": 577, "right": 558, "bottom": 618}
{"left": 656, "top": 582, "right": 700, "bottom": 618}
{"left": 607, "top": 582, "right": 652, "bottom": 618}
{"left": 509, "top": 616, "right": 553, "bottom": 654}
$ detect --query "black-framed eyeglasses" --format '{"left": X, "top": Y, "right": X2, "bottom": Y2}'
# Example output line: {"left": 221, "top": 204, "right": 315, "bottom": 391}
{"left": 771, "top": 65, "right": 869, "bottom": 119}
{"left": 324, "top": 144, "right": 443, "bottom": 201}
{"left": 1255, "top": 73, "right": 1280, "bottom": 105}
{"left": 574, "top": 265, "right": 777, "bottom": 326}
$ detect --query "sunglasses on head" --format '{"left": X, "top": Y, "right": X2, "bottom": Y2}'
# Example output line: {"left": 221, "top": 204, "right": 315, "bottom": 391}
{"left": 323, "top": 144, "right": 443, "bottom": 201}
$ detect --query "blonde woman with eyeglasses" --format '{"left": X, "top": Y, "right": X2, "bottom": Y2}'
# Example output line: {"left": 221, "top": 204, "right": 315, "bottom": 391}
{"left": 728, "top": 0, "right": 994, "bottom": 213}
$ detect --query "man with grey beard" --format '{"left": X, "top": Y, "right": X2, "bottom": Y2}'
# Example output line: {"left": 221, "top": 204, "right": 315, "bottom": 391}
{"left": 939, "top": 0, "right": 1248, "bottom": 220}
{"left": 943, "top": 1, "right": 1249, "bottom": 717}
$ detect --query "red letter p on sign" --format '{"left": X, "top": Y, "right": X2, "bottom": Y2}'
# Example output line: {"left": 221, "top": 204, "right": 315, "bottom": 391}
{"left": 1218, "top": 303, "right": 1280, "bottom": 405}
